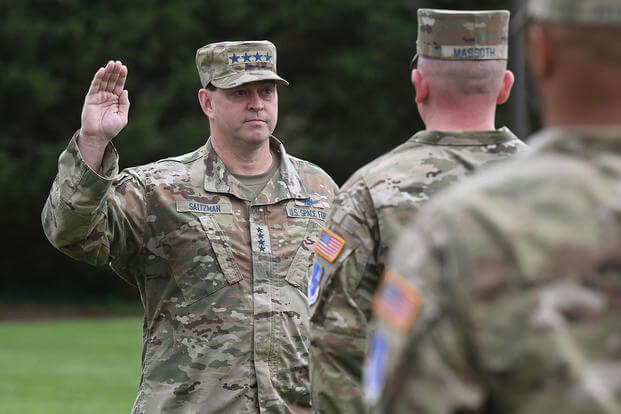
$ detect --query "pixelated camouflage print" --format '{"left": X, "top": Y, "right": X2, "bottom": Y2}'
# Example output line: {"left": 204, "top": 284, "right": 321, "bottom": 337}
{"left": 528, "top": 0, "right": 621, "bottom": 26}
{"left": 309, "top": 127, "right": 527, "bottom": 413}
{"left": 196, "top": 40, "right": 288, "bottom": 88}
{"left": 373, "top": 126, "right": 621, "bottom": 413}
{"left": 42, "top": 132, "right": 337, "bottom": 413}
{"left": 417, "top": 9, "right": 510, "bottom": 60}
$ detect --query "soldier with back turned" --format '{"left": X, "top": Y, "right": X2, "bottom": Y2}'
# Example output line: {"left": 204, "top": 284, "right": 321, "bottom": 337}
{"left": 367, "top": 1, "right": 621, "bottom": 412}
{"left": 309, "top": 9, "right": 527, "bottom": 413}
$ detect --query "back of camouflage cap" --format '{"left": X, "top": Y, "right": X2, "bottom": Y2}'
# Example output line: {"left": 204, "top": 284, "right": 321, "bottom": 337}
{"left": 527, "top": 0, "right": 621, "bottom": 26}
{"left": 416, "top": 9, "right": 510, "bottom": 61}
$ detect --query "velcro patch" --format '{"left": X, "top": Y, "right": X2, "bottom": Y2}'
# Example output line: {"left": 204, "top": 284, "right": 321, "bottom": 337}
{"left": 314, "top": 228, "right": 345, "bottom": 263}
{"left": 251, "top": 223, "right": 271, "bottom": 254}
{"left": 177, "top": 200, "right": 233, "bottom": 214}
{"left": 372, "top": 270, "right": 423, "bottom": 333}
{"left": 287, "top": 205, "right": 327, "bottom": 221}
{"left": 363, "top": 333, "right": 389, "bottom": 405}
{"left": 295, "top": 197, "right": 330, "bottom": 209}
{"left": 308, "top": 262, "right": 323, "bottom": 305}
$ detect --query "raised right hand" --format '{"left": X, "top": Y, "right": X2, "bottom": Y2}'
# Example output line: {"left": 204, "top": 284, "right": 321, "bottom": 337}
{"left": 80, "top": 60, "right": 130, "bottom": 145}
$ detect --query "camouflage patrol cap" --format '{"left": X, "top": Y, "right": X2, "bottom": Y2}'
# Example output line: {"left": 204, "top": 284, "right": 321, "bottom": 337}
{"left": 196, "top": 40, "right": 289, "bottom": 89}
{"left": 527, "top": 0, "right": 621, "bottom": 26}
{"left": 413, "top": 9, "right": 510, "bottom": 67}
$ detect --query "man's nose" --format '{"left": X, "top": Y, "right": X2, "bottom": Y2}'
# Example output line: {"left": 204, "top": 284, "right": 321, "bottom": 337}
{"left": 248, "top": 90, "right": 264, "bottom": 111}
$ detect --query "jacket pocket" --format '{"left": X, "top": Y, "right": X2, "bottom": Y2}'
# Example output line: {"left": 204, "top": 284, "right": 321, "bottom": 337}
{"left": 160, "top": 216, "right": 241, "bottom": 305}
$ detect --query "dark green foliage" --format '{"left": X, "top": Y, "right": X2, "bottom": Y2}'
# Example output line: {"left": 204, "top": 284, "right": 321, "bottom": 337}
{"left": 2, "top": 0, "right": 523, "bottom": 298}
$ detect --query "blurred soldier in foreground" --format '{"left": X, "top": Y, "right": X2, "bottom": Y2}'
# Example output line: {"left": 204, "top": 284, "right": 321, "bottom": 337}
{"left": 309, "top": 9, "right": 527, "bottom": 413}
{"left": 42, "top": 40, "right": 337, "bottom": 413}
{"left": 366, "top": 0, "right": 621, "bottom": 412}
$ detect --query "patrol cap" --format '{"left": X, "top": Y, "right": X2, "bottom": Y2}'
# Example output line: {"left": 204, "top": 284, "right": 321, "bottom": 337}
{"left": 196, "top": 40, "right": 289, "bottom": 89}
{"left": 412, "top": 9, "right": 510, "bottom": 67}
{"left": 527, "top": 0, "right": 621, "bottom": 26}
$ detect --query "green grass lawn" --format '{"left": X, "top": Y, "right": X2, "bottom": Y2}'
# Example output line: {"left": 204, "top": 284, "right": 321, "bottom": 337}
{"left": 0, "top": 318, "right": 143, "bottom": 414}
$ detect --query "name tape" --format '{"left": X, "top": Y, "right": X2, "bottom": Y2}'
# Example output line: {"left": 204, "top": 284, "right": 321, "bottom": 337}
{"left": 442, "top": 45, "right": 507, "bottom": 59}
{"left": 176, "top": 200, "right": 233, "bottom": 215}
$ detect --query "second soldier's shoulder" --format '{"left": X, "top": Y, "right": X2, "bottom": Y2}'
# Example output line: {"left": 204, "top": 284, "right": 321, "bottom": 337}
{"left": 418, "top": 147, "right": 609, "bottom": 234}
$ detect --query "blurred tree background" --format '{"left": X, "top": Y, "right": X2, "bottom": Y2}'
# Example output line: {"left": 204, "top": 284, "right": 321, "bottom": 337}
{"left": 1, "top": 0, "right": 536, "bottom": 302}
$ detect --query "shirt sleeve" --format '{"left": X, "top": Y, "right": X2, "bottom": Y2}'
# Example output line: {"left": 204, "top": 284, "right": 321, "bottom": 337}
{"left": 41, "top": 132, "right": 147, "bottom": 287}
{"left": 309, "top": 174, "right": 381, "bottom": 413}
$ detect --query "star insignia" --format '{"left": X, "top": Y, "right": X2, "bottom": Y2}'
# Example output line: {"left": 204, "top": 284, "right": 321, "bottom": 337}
{"left": 254, "top": 52, "right": 263, "bottom": 61}
{"left": 230, "top": 53, "right": 240, "bottom": 63}
{"left": 243, "top": 53, "right": 252, "bottom": 62}
{"left": 265, "top": 52, "right": 272, "bottom": 62}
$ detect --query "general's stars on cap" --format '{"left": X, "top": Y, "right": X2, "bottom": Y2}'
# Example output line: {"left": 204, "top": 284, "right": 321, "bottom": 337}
{"left": 229, "top": 51, "right": 271, "bottom": 64}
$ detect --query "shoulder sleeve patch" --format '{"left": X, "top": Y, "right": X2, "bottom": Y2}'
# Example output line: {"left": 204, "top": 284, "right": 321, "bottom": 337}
{"left": 314, "top": 227, "right": 346, "bottom": 263}
{"left": 363, "top": 332, "right": 389, "bottom": 405}
{"left": 372, "top": 270, "right": 423, "bottom": 333}
{"left": 307, "top": 262, "right": 323, "bottom": 305}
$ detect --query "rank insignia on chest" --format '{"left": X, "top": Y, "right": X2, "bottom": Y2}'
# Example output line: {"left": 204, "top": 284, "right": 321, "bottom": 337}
{"left": 308, "top": 262, "right": 323, "bottom": 305}
{"left": 251, "top": 223, "right": 271, "bottom": 254}
{"left": 372, "top": 270, "right": 423, "bottom": 333}
{"left": 314, "top": 227, "right": 345, "bottom": 263}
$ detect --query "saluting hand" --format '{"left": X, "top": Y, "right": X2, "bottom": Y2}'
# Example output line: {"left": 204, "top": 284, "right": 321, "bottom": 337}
{"left": 80, "top": 60, "right": 130, "bottom": 145}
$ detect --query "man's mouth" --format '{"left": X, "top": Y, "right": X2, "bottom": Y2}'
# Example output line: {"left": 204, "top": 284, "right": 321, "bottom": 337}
{"left": 245, "top": 118, "right": 267, "bottom": 124}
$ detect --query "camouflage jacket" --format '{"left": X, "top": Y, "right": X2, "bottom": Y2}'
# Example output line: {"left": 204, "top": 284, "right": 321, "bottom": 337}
{"left": 308, "top": 128, "right": 527, "bottom": 413}
{"left": 42, "top": 133, "right": 337, "bottom": 414}
{"left": 367, "top": 126, "right": 621, "bottom": 414}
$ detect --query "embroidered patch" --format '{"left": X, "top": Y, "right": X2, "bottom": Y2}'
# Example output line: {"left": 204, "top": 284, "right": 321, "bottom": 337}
{"left": 372, "top": 270, "right": 423, "bottom": 333}
{"left": 229, "top": 51, "right": 273, "bottom": 64}
{"left": 308, "top": 262, "right": 323, "bottom": 305}
{"left": 314, "top": 228, "right": 345, "bottom": 263}
{"left": 177, "top": 200, "right": 233, "bottom": 214}
{"left": 286, "top": 205, "right": 327, "bottom": 221}
{"left": 363, "top": 333, "right": 389, "bottom": 405}
{"left": 251, "top": 223, "right": 271, "bottom": 254}
{"left": 295, "top": 198, "right": 330, "bottom": 209}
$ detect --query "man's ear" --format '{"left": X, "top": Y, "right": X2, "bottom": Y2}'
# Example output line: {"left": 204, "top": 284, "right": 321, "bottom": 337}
{"left": 527, "top": 24, "right": 555, "bottom": 84}
{"left": 198, "top": 88, "right": 213, "bottom": 118}
{"left": 411, "top": 69, "right": 429, "bottom": 104}
{"left": 497, "top": 70, "right": 515, "bottom": 104}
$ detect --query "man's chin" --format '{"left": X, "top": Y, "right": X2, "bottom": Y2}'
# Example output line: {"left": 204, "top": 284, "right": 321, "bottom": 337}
{"left": 238, "top": 132, "right": 272, "bottom": 145}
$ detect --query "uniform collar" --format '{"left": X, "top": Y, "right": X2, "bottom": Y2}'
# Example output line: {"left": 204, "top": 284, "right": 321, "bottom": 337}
{"left": 202, "top": 136, "right": 310, "bottom": 203}
{"left": 528, "top": 125, "right": 621, "bottom": 156}
{"left": 411, "top": 127, "right": 518, "bottom": 146}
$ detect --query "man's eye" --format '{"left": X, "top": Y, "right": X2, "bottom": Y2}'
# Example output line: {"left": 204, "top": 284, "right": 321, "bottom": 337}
{"left": 261, "top": 88, "right": 274, "bottom": 96}
{"left": 234, "top": 90, "right": 248, "bottom": 96}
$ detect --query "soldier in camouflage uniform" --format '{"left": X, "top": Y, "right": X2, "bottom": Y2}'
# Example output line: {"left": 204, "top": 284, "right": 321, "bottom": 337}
{"left": 42, "top": 40, "right": 337, "bottom": 413}
{"left": 309, "top": 10, "right": 527, "bottom": 413}
{"left": 366, "top": 1, "right": 621, "bottom": 412}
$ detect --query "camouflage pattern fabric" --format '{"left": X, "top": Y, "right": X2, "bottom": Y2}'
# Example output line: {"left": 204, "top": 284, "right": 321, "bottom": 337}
{"left": 42, "top": 133, "right": 337, "bottom": 413}
{"left": 368, "top": 126, "right": 621, "bottom": 414}
{"left": 196, "top": 40, "right": 288, "bottom": 89}
{"left": 416, "top": 9, "right": 510, "bottom": 61}
{"left": 527, "top": 0, "right": 621, "bottom": 26}
{"left": 308, "top": 128, "right": 527, "bottom": 413}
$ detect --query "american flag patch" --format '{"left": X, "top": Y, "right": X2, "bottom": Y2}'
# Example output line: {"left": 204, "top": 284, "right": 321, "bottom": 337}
{"left": 372, "top": 270, "right": 423, "bottom": 333}
{"left": 314, "top": 227, "right": 345, "bottom": 262}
